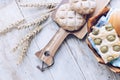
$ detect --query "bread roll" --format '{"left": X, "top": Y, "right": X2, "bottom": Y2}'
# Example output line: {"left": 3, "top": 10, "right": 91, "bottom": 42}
{"left": 109, "top": 10, "right": 120, "bottom": 36}
{"left": 55, "top": 3, "right": 86, "bottom": 31}
{"left": 69, "top": 0, "right": 96, "bottom": 14}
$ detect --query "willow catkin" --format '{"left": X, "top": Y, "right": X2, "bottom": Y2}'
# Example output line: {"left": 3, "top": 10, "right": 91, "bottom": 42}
{"left": 19, "top": 2, "right": 58, "bottom": 9}
{"left": 18, "top": 13, "right": 50, "bottom": 30}
{"left": 0, "top": 19, "right": 25, "bottom": 35}
{"left": 16, "top": 25, "right": 42, "bottom": 64}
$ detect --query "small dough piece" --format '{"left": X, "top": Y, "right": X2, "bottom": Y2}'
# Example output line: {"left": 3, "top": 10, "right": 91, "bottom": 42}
{"left": 113, "top": 45, "right": 120, "bottom": 52}
{"left": 100, "top": 45, "right": 108, "bottom": 53}
{"left": 106, "top": 34, "right": 116, "bottom": 42}
{"left": 92, "top": 28, "right": 99, "bottom": 35}
{"left": 69, "top": 0, "right": 96, "bottom": 14}
{"left": 93, "top": 38, "right": 102, "bottom": 45}
{"left": 55, "top": 3, "right": 86, "bottom": 31}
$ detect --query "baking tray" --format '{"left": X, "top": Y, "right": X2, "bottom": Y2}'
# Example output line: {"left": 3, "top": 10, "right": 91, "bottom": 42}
{"left": 87, "top": 7, "right": 120, "bottom": 73}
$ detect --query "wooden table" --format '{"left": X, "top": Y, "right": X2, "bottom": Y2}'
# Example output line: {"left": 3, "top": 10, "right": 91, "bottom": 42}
{"left": 0, "top": 0, "right": 120, "bottom": 80}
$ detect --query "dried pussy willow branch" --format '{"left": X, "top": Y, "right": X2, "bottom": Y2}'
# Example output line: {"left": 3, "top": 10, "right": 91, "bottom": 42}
{"left": 0, "top": 19, "right": 25, "bottom": 35}
{"left": 17, "top": 25, "right": 42, "bottom": 64}
{"left": 18, "top": 13, "right": 50, "bottom": 29}
{"left": 19, "top": 2, "right": 59, "bottom": 9}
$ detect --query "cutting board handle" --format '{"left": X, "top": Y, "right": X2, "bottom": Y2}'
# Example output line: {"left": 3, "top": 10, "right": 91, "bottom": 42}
{"left": 35, "top": 28, "right": 69, "bottom": 66}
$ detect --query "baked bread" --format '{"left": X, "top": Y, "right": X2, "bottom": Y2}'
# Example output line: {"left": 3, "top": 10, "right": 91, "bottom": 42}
{"left": 89, "top": 24, "right": 120, "bottom": 63}
{"left": 69, "top": 0, "right": 96, "bottom": 15}
{"left": 109, "top": 10, "right": 120, "bottom": 36}
{"left": 55, "top": 3, "right": 86, "bottom": 31}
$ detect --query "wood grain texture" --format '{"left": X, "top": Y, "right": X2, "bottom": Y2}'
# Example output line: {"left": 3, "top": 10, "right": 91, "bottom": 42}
{"left": 0, "top": 0, "right": 120, "bottom": 80}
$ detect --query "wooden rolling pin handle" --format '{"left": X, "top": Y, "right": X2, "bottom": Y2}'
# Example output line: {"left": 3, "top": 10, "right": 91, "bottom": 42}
{"left": 35, "top": 28, "right": 69, "bottom": 66}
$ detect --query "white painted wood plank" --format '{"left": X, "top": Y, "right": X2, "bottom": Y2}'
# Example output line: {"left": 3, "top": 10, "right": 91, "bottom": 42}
{"left": 66, "top": 36, "right": 119, "bottom": 80}
{"left": 0, "top": 0, "right": 53, "bottom": 80}
{"left": 50, "top": 42, "right": 87, "bottom": 80}
{"left": 0, "top": 0, "right": 120, "bottom": 80}
{"left": 110, "top": 0, "right": 120, "bottom": 8}
{"left": 0, "top": 1, "right": 28, "bottom": 80}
